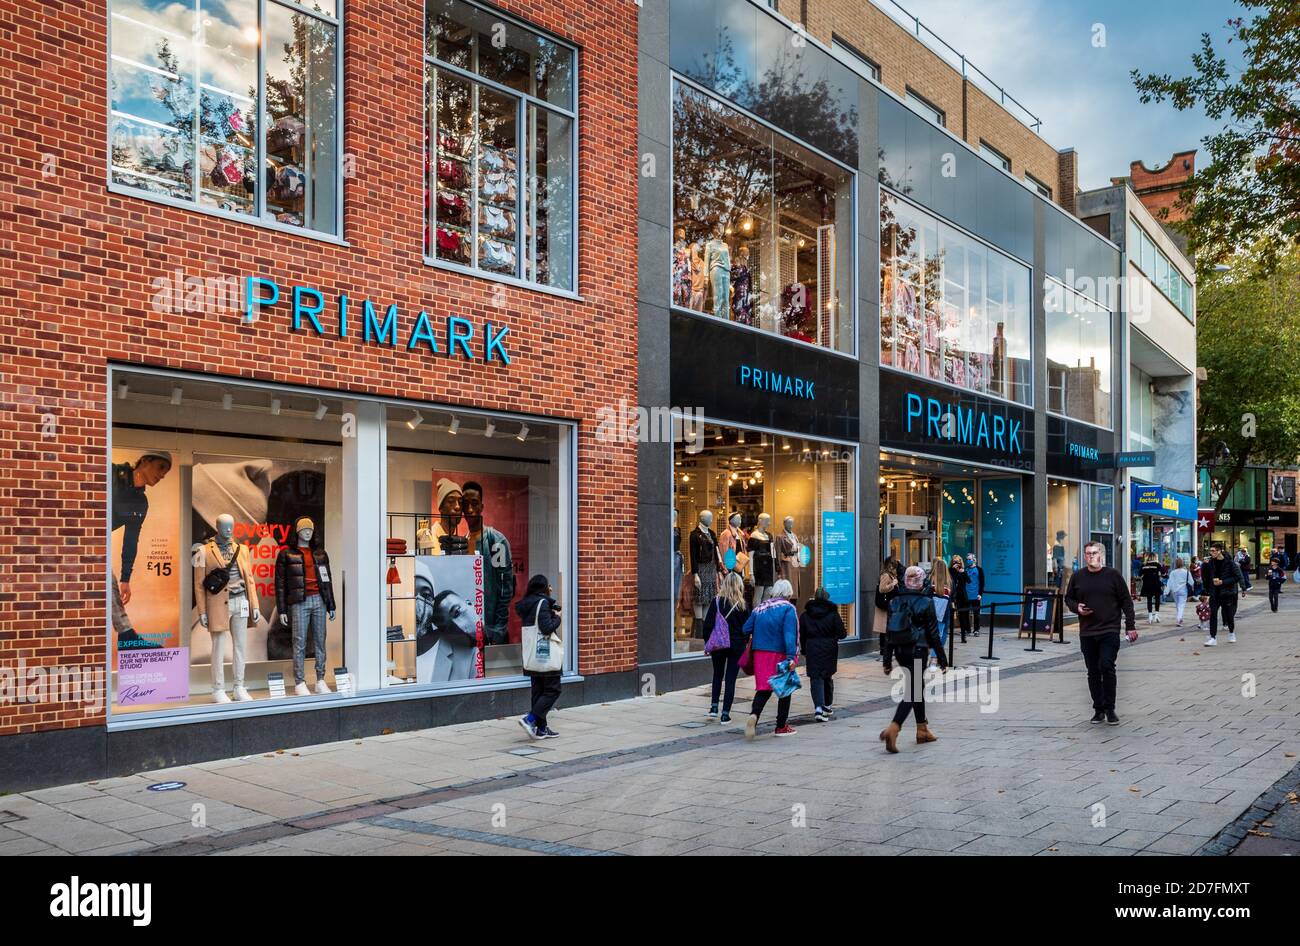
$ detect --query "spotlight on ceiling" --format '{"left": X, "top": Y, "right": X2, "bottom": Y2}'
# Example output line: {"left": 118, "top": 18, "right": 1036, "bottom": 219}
{"left": 484, "top": 420, "right": 495, "bottom": 438}
{"left": 407, "top": 411, "right": 424, "bottom": 430}
{"left": 270, "top": 398, "right": 281, "bottom": 416}
{"left": 516, "top": 424, "right": 529, "bottom": 443}
{"left": 170, "top": 386, "right": 183, "bottom": 406}
{"left": 222, "top": 392, "right": 233, "bottom": 411}
{"left": 447, "top": 415, "right": 460, "bottom": 435}
{"left": 314, "top": 401, "right": 328, "bottom": 420}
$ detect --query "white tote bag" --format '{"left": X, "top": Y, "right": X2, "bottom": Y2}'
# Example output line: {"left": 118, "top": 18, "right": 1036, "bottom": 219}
{"left": 522, "top": 600, "right": 563, "bottom": 673}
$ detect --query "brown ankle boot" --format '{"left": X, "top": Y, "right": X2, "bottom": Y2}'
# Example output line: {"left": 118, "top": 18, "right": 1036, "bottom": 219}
{"left": 879, "top": 721, "right": 901, "bottom": 753}
{"left": 916, "top": 723, "right": 937, "bottom": 744}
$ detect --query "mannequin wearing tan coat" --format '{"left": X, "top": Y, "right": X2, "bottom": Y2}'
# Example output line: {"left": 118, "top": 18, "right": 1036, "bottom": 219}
{"left": 194, "top": 514, "right": 261, "bottom": 703}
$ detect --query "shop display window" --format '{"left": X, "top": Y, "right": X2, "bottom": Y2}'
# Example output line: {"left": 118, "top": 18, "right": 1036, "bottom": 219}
{"left": 672, "top": 422, "right": 856, "bottom": 656}
{"left": 671, "top": 82, "right": 855, "bottom": 353}
{"left": 1046, "top": 277, "right": 1112, "bottom": 427}
{"left": 1047, "top": 480, "right": 1082, "bottom": 589}
{"left": 426, "top": 0, "right": 576, "bottom": 291}
{"left": 108, "top": 369, "right": 574, "bottom": 719}
{"left": 384, "top": 409, "right": 567, "bottom": 685}
{"left": 110, "top": 372, "right": 348, "bottom": 715}
{"left": 109, "top": 0, "right": 340, "bottom": 234}
{"left": 880, "top": 193, "right": 1032, "bottom": 405}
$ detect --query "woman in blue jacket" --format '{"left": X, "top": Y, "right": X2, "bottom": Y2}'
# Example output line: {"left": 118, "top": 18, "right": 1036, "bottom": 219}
{"left": 743, "top": 578, "right": 799, "bottom": 740}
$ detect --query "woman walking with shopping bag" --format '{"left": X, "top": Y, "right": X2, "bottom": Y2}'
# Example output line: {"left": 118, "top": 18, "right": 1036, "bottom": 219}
{"left": 703, "top": 572, "right": 751, "bottom": 723}
{"left": 517, "top": 574, "right": 563, "bottom": 739}
{"left": 742, "top": 579, "right": 800, "bottom": 740}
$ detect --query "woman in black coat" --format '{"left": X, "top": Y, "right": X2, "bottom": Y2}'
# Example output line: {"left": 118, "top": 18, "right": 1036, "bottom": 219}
{"left": 800, "top": 587, "right": 847, "bottom": 721}
{"left": 1139, "top": 552, "right": 1164, "bottom": 624}
{"left": 947, "top": 555, "right": 972, "bottom": 643}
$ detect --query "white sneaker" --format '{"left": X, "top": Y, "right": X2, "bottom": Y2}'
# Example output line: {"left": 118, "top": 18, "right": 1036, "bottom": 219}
{"left": 1154, "top": 613, "right": 1161, "bottom": 623}
{"left": 314, "top": 679, "right": 332, "bottom": 695}
{"left": 1228, "top": 633, "right": 1237, "bottom": 643}
{"left": 1205, "top": 637, "right": 1217, "bottom": 646}
{"left": 294, "top": 682, "right": 310, "bottom": 696}
{"left": 233, "top": 686, "right": 253, "bottom": 702}
{"left": 212, "top": 689, "right": 231, "bottom": 703}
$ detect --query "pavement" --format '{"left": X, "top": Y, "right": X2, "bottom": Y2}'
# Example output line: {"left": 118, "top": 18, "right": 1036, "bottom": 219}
{"left": 1, "top": 590, "right": 1297, "bottom": 857}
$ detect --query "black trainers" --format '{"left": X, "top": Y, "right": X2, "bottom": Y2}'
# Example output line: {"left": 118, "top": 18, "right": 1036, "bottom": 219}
{"left": 1090, "top": 711, "right": 1106, "bottom": 724}
{"left": 822, "top": 706, "right": 835, "bottom": 717}
{"left": 707, "top": 703, "right": 719, "bottom": 718}
{"left": 1106, "top": 712, "right": 1120, "bottom": 726}
{"left": 538, "top": 727, "right": 559, "bottom": 739}
{"left": 719, "top": 713, "right": 731, "bottom": 724}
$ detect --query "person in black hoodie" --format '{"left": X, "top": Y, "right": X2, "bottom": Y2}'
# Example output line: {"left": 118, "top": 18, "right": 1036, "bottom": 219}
{"left": 1204, "top": 545, "right": 1242, "bottom": 645}
{"left": 1064, "top": 541, "right": 1136, "bottom": 725}
{"left": 516, "top": 574, "right": 563, "bottom": 739}
{"left": 703, "top": 572, "right": 750, "bottom": 723}
{"left": 1139, "top": 552, "right": 1164, "bottom": 624}
{"left": 800, "top": 587, "right": 848, "bottom": 722}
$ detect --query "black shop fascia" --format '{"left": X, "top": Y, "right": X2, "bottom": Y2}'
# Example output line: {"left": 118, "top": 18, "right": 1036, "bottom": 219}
{"left": 879, "top": 371, "right": 1033, "bottom": 471}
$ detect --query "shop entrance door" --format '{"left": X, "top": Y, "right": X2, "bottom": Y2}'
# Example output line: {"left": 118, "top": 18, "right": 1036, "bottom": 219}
{"left": 885, "top": 514, "right": 934, "bottom": 570}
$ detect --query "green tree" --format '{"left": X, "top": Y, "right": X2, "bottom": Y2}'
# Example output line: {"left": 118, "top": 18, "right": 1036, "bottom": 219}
{"left": 1196, "top": 246, "right": 1300, "bottom": 518}
{"left": 1132, "top": 0, "right": 1300, "bottom": 275}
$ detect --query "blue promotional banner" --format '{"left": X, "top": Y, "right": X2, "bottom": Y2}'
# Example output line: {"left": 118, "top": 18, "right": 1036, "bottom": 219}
{"left": 820, "top": 512, "right": 856, "bottom": 605}
{"left": 979, "top": 478, "right": 1022, "bottom": 606}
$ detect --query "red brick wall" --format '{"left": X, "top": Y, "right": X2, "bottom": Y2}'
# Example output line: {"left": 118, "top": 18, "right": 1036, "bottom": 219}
{"left": 1125, "top": 151, "right": 1196, "bottom": 223}
{"left": 0, "top": 0, "right": 639, "bottom": 734}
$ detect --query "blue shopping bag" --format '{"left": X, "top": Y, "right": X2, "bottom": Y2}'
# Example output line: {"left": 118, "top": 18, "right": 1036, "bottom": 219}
{"left": 767, "top": 660, "right": 802, "bottom": 699}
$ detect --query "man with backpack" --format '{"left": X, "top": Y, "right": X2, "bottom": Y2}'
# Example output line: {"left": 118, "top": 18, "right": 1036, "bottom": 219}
{"left": 877, "top": 565, "right": 948, "bottom": 753}
{"left": 1064, "top": 541, "right": 1135, "bottom": 726}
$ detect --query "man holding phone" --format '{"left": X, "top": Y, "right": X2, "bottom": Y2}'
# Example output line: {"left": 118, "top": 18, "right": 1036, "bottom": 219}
{"left": 1064, "top": 541, "right": 1136, "bottom": 726}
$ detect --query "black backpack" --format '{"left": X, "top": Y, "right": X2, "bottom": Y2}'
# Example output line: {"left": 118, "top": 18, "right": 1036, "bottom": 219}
{"left": 886, "top": 594, "right": 929, "bottom": 648}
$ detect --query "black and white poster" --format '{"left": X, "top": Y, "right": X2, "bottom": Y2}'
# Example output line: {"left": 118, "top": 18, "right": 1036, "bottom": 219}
{"left": 414, "top": 554, "right": 485, "bottom": 683}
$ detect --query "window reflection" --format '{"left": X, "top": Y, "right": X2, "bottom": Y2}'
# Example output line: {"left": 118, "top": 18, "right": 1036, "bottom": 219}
{"left": 1045, "top": 277, "right": 1112, "bottom": 427}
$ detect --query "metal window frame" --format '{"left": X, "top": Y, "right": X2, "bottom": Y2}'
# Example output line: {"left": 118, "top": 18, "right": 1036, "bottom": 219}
{"left": 424, "top": 0, "right": 579, "bottom": 293}
{"left": 105, "top": 0, "right": 344, "bottom": 240}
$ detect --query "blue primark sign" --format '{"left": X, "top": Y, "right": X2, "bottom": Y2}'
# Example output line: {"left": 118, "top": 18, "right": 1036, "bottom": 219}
{"left": 242, "top": 276, "right": 512, "bottom": 364}
{"left": 904, "top": 393, "right": 1024, "bottom": 454}
{"left": 880, "top": 374, "right": 1033, "bottom": 470}
{"left": 736, "top": 364, "right": 815, "bottom": 400}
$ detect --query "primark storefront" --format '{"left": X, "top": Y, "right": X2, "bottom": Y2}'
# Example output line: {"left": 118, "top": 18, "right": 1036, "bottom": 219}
{"left": 637, "top": 0, "right": 1122, "bottom": 685}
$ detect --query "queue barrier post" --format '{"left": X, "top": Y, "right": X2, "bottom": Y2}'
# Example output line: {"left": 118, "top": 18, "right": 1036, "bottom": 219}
{"left": 984, "top": 602, "right": 999, "bottom": 661}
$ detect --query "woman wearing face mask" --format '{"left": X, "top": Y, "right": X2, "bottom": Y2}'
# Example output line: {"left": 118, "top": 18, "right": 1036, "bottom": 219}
{"left": 517, "top": 574, "right": 563, "bottom": 739}
{"left": 878, "top": 565, "right": 948, "bottom": 753}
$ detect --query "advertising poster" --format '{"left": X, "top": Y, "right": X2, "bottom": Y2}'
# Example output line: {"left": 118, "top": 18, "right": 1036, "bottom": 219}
{"left": 980, "top": 477, "right": 1023, "bottom": 607}
{"left": 110, "top": 448, "right": 182, "bottom": 667}
{"left": 414, "top": 554, "right": 485, "bottom": 683}
{"left": 820, "top": 511, "right": 856, "bottom": 605}
{"left": 431, "top": 470, "right": 528, "bottom": 644}
{"left": 116, "top": 647, "right": 190, "bottom": 706}
{"left": 1272, "top": 476, "right": 1295, "bottom": 505}
{"left": 189, "top": 455, "right": 329, "bottom": 665}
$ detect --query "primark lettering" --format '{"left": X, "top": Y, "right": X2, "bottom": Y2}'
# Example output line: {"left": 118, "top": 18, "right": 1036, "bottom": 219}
{"left": 736, "top": 365, "right": 815, "bottom": 399}
{"left": 904, "top": 393, "right": 1024, "bottom": 455}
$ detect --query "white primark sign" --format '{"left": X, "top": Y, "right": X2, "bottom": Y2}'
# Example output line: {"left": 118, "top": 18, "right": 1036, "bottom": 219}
{"left": 49, "top": 877, "right": 152, "bottom": 926}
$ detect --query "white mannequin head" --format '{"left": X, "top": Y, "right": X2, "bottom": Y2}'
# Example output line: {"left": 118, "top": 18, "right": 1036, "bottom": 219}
{"left": 757, "top": 513, "right": 771, "bottom": 532}
{"left": 698, "top": 510, "right": 713, "bottom": 529}
{"left": 783, "top": 516, "right": 794, "bottom": 532}
{"left": 729, "top": 513, "right": 742, "bottom": 530}
{"left": 215, "top": 513, "right": 234, "bottom": 543}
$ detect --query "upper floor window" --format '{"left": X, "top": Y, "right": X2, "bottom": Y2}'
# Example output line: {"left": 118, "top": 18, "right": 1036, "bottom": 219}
{"left": 1025, "top": 172, "right": 1052, "bottom": 199}
{"left": 109, "top": 0, "right": 341, "bottom": 235}
{"left": 881, "top": 193, "right": 1032, "bottom": 405}
{"left": 672, "top": 81, "right": 855, "bottom": 354}
{"left": 905, "top": 88, "right": 945, "bottom": 127}
{"left": 1127, "top": 216, "right": 1194, "bottom": 319}
{"left": 425, "top": 0, "right": 576, "bottom": 291}
{"left": 1046, "top": 277, "right": 1112, "bottom": 427}
{"left": 979, "top": 141, "right": 1010, "bottom": 173}
{"left": 833, "top": 34, "right": 881, "bottom": 82}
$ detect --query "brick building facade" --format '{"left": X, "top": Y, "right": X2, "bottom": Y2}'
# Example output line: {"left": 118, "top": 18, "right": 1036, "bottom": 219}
{"left": 0, "top": 0, "right": 639, "bottom": 789}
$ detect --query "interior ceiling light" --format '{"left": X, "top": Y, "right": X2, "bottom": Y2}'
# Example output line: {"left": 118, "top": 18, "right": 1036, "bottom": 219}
{"left": 484, "top": 420, "right": 495, "bottom": 438}
{"left": 448, "top": 415, "right": 460, "bottom": 435}
{"left": 270, "top": 397, "right": 281, "bottom": 416}
{"left": 516, "top": 424, "right": 529, "bottom": 442}
{"left": 170, "top": 386, "right": 183, "bottom": 406}
{"left": 407, "top": 411, "right": 424, "bottom": 430}
{"left": 314, "top": 401, "right": 328, "bottom": 420}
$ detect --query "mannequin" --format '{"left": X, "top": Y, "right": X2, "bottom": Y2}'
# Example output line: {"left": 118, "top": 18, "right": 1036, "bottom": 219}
{"left": 672, "top": 508, "right": 683, "bottom": 611}
{"left": 672, "top": 227, "right": 691, "bottom": 307}
{"left": 778, "top": 515, "right": 804, "bottom": 604}
{"left": 194, "top": 513, "right": 261, "bottom": 703}
{"left": 748, "top": 513, "right": 777, "bottom": 605}
{"left": 704, "top": 228, "right": 731, "bottom": 318}
{"left": 718, "top": 512, "right": 748, "bottom": 576}
{"left": 688, "top": 510, "right": 720, "bottom": 638}
{"left": 688, "top": 241, "right": 707, "bottom": 311}
{"left": 730, "top": 245, "right": 754, "bottom": 325}
{"left": 274, "top": 516, "right": 337, "bottom": 696}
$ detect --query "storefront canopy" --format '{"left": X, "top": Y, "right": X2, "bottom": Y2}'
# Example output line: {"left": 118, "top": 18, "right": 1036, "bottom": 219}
{"left": 1131, "top": 485, "right": 1198, "bottom": 522}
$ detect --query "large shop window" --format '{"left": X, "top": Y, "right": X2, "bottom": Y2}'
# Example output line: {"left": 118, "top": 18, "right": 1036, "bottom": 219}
{"left": 672, "top": 422, "right": 857, "bottom": 656}
{"left": 109, "top": 0, "right": 340, "bottom": 234}
{"left": 1046, "top": 278, "right": 1112, "bottom": 427}
{"left": 672, "top": 82, "right": 855, "bottom": 353}
{"left": 426, "top": 0, "right": 576, "bottom": 291}
{"left": 1047, "top": 480, "right": 1082, "bottom": 590}
{"left": 880, "top": 193, "right": 1032, "bottom": 405}
{"left": 108, "top": 369, "right": 571, "bottom": 719}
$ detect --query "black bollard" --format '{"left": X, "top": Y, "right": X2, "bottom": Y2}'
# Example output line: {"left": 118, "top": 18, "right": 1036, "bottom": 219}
{"left": 984, "top": 603, "right": 1000, "bottom": 660}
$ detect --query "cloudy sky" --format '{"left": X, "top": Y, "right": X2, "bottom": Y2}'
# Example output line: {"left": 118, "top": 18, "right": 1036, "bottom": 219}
{"left": 883, "top": 0, "right": 1242, "bottom": 189}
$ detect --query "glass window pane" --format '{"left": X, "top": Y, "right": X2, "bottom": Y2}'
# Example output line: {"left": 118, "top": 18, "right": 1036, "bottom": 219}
{"left": 475, "top": 84, "right": 520, "bottom": 277}
{"left": 265, "top": 2, "right": 338, "bottom": 233}
{"left": 525, "top": 105, "right": 574, "bottom": 291}
{"left": 431, "top": 68, "right": 474, "bottom": 265}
